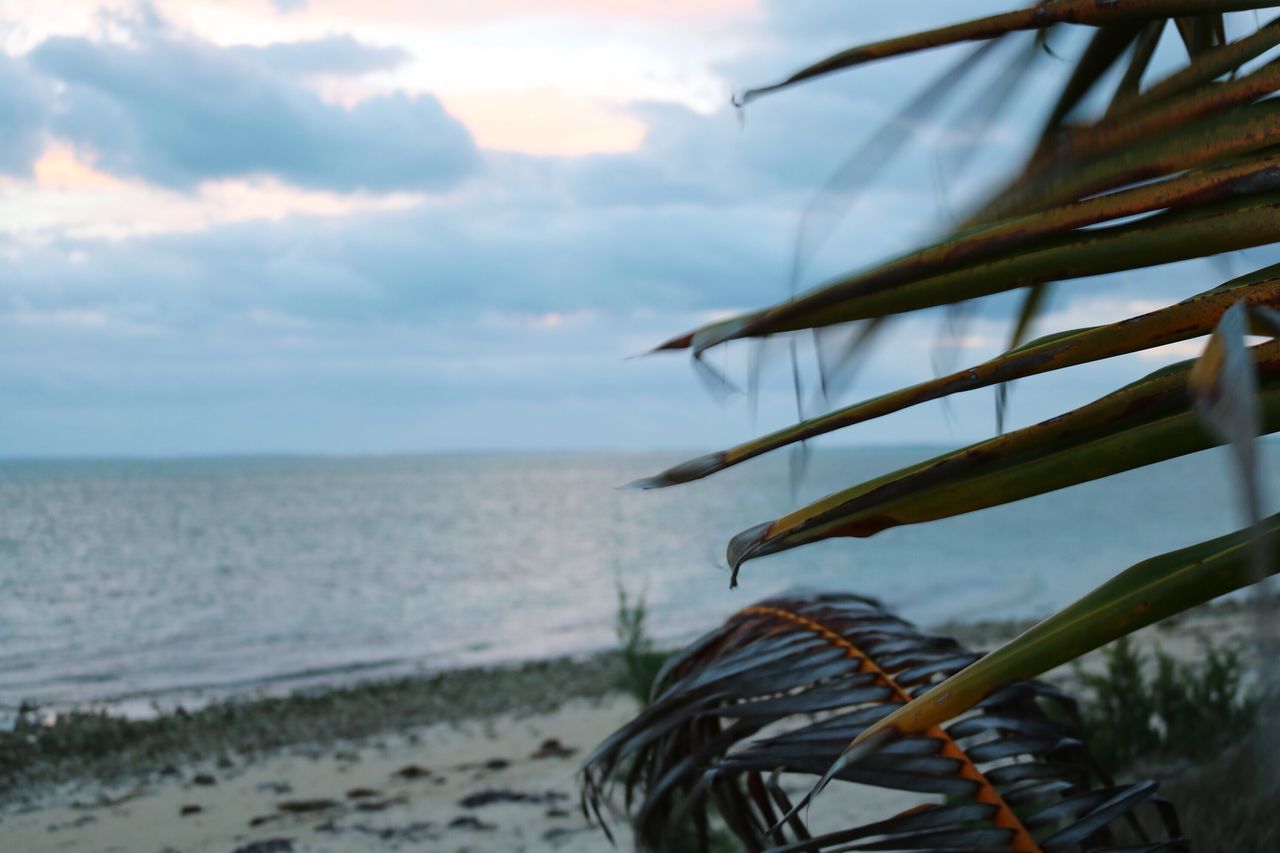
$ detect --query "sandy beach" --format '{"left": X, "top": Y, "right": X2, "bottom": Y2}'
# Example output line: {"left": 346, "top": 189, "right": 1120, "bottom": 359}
{"left": 0, "top": 600, "right": 1266, "bottom": 852}
{"left": 2, "top": 694, "right": 639, "bottom": 853}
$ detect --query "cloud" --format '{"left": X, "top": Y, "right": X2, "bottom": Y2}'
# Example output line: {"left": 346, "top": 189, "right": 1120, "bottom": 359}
{"left": 26, "top": 31, "right": 476, "bottom": 191}
{"left": 272, "top": 0, "right": 309, "bottom": 13}
{"left": 272, "top": 0, "right": 754, "bottom": 26}
{"left": 437, "top": 90, "right": 647, "bottom": 156}
{"left": 0, "top": 185, "right": 795, "bottom": 337}
{"left": 7, "top": 0, "right": 1262, "bottom": 457}
{"left": 233, "top": 35, "right": 409, "bottom": 77}
{"left": 0, "top": 52, "right": 51, "bottom": 176}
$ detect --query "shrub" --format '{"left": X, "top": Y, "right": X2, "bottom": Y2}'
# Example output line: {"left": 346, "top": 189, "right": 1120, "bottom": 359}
{"left": 614, "top": 585, "right": 669, "bottom": 705}
{"left": 1076, "top": 635, "right": 1260, "bottom": 772}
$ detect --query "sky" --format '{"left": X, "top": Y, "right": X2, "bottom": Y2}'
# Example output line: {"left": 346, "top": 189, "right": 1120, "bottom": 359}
{"left": 1, "top": 0, "right": 1273, "bottom": 457}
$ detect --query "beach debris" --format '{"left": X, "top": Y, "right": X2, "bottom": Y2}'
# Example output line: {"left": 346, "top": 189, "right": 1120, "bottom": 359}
{"left": 544, "top": 825, "right": 593, "bottom": 845}
{"left": 545, "top": 807, "right": 570, "bottom": 818}
{"left": 45, "top": 814, "right": 97, "bottom": 832}
{"left": 354, "top": 795, "right": 406, "bottom": 812}
{"left": 344, "top": 786, "right": 381, "bottom": 799}
{"left": 73, "top": 786, "right": 146, "bottom": 809}
{"left": 276, "top": 798, "right": 340, "bottom": 813}
{"left": 179, "top": 804, "right": 203, "bottom": 816}
{"left": 382, "top": 820, "right": 438, "bottom": 842}
{"left": 248, "top": 814, "right": 280, "bottom": 828}
{"left": 393, "top": 763, "right": 432, "bottom": 780}
{"left": 455, "top": 755, "right": 513, "bottom": 774}
{"left": 448, "top": 815, "right": 495, "bottom": 831}
{"left": 458, "top": 788, "right": 567, "bottom": 809}
{"left": 232, "top": 839, "right": 294, "bottom": 853}
{"left": 255, "top": 780, "right": 292, "bottom": 795}
{"left": 530, "top": 737, "right": 575, "bottom": 759}
{"left": 191, "top": 772, "right": 217, "bottom": 786}
{"left": 313, "top": 821, "right": 439, "bottom": 842}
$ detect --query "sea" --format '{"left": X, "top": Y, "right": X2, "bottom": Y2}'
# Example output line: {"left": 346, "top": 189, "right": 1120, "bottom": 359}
{"left": 0, "top": 447, "right": 1271, "bottom": 719}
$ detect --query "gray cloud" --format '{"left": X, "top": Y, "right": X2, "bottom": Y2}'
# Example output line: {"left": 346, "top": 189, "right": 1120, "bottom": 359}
{"left": 0, "top": 184, "right": 796, "bottom": 334}
{"left": 27, "top": 32, "right": 475, "bottom": 191}
{"left": 232, "top": 35, "right": 409, "bottom": 77}
{"left": 4, "top": 0, "right": 1259, "bottom": 457}
{"left": 0, "top": 52, "right": 51, "bottom": 176}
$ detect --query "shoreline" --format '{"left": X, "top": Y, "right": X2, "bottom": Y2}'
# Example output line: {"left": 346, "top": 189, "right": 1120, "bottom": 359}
{"left": 0, "top": 598, "right": 1266, "bottom": 851}
{"left": 3, "top": 617, "right": 1053, "bottom": 801}
{"left": 4, "top": 596, "right": 1261, "bottom": 798}
{"left": 0, "top": 610, "right": 1058, "bottom": 729}
{"left": 1, "top": 651, "right": 628, "bottom": 798}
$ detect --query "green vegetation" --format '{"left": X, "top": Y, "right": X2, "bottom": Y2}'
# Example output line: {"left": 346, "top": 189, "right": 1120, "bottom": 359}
{"left": 610, "top": 587, "right": 739, "bottom": 851}
{"left": 1077, "top": 635, "right": 1260, "bottom": 772}
{"left": 614, "top": 585, "right": 671, "bottom": 705}
{"left": 630, "top": 0, "right": 1280, "bottom": 754}
{"left": 584, "top": 593, "right": 1186, "bottom": 850}
{"left": 590, "top": 1, "right": 1280, "bottom": 848}
{"left": 1156, "top": 714, "right": 1280, "bottom": 853}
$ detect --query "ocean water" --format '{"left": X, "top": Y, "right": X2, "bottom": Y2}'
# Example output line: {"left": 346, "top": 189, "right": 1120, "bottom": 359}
{"left": 0, "top": 447, "right": 1270, "bottom": 715}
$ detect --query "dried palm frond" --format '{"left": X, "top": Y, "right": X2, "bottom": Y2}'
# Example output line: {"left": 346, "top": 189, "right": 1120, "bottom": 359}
{"left": 583, "top": 593, "right": 1185, "bottom": 852}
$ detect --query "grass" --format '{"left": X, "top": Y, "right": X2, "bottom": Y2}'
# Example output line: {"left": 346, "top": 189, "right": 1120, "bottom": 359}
{"left": 611, "top": 588, "right": 739, "bottom": 851}
{"left": 1074, "top": 634, "right": 1260, "bottom": 773}
{"left": 615, "top": 585, "right": 671, "bottom": 705}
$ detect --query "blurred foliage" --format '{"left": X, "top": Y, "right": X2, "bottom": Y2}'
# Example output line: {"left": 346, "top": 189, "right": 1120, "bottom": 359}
{"left": 597, "top": 3, "right": 1280, "bottom": 847}
{"left": 1076, "top": 635, "right": 1260, "bottom": 771}
{"left": 635, "top": 0, "right": 1280, "bottom": 752}
{"left": 614, "top": 585, "right": 670, "bottom": 705}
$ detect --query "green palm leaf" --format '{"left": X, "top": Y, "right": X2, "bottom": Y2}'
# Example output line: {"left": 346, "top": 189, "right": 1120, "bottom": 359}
{"left": 736, "top": 0, "right": 1268, "bottom": 105}
{"left": 637, "top": 264, "right": 1280, "bottom": 489}
{"left": 604, "top": 4, "right": 1280, "bottom": 847}
{"left": 726, "top": 339, "right": 1280, "bottom": 579}
{"left": 656, "top": 157, "right": 1280, "bottom": 355}
{"left": 846, "top": 514, "right": 1280, "bottom": 755}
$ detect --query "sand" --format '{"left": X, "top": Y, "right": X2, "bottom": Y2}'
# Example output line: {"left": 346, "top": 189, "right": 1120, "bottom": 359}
{"left": 2, "top": 696, "right": 640, "bottom": 853}
{"left": 0, "top": 692, "right": 934, "bottom": 853}
{"left": 0, "top": 599, "right": 1267, "bottom": 852}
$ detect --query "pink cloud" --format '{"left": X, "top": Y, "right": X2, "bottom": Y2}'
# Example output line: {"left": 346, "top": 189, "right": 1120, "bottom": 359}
{"left": 33, "top": 146, "right": 126, "bottom": 191}
{"left": 438, "top": 90, "right": 646, "bottom": 155}
{"left": 302, "top": 0, "right": 756, "bottom": 24}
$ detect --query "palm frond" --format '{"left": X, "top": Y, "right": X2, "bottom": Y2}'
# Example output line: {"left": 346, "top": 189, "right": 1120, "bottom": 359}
{"left": 655, "top": 156, "right": 1280, "bottom": 356}
{"left": 727, "top": 338, "right": 1280, "bottom": 578}
{"left": 618, "top": 5, "right": 1280, "bottom": 846}
{"left": 582, "top": 592, "right": 1185, "bottom": 852}
{"left": 851, "top": 513, "right": 1280, "bottom": 753}
{"left": 663, "top": 6, "right": 1280, "bottom": 357}
{"left": 736, "top": 0, "right": 1264, "bottom": 105}
{"left": 636, "top": 263, "right": 1280, "bottom": 489}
